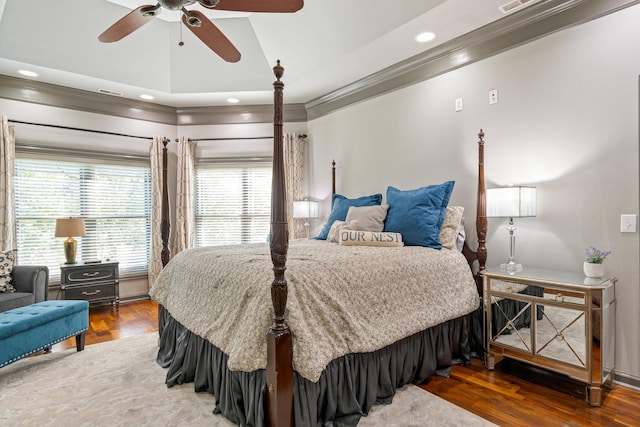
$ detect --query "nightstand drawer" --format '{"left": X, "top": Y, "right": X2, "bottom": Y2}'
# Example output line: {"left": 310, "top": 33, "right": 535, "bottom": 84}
{"left": 64, "top": 283, "right": 115, "bottom": 300}
{"left": 62, "top": 265, "right": 117, "bottom": 285}
{"left": 492, "top": 279, "right": 586, "bottom": 306}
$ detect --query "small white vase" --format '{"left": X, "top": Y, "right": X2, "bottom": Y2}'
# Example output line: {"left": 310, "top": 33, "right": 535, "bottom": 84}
{"left": 583, "top": 262, "right": 605, "bottom": 278}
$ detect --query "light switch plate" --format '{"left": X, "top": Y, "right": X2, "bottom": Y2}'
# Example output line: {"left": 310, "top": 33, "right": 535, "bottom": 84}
{"left": 621, "top": 214, "right": 637, "bottom": 233}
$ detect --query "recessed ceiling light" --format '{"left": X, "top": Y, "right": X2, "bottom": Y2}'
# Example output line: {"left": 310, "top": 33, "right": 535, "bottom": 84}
{"left": 140, "top": 94, "right": 155, "bottom": 100}
{"left": 415, "top": 32, "right": 436, "bottom": 43}
{"left": 18, "top": 69, "right": 38, "bottom": 77}
{"left": 227, "top": 97, "right": 240, "bottom": 104}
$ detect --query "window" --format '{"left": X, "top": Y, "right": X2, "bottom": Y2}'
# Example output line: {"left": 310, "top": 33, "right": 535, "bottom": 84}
{"left": 14, "top": 155, "right": 151, "bottom": 282}
{"left": 195, "top": 162, "right": 272, "bottom": 246}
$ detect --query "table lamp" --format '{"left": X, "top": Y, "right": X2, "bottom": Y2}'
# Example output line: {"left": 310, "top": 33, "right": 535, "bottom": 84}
{"left": 486, "top": 186, "right": 536, "bottom": 274}
{"left": 55, "top": 218, "right": 86, "bottom": 264}
{"left": 293, "top": 199, "right": 319, "bottom": 238}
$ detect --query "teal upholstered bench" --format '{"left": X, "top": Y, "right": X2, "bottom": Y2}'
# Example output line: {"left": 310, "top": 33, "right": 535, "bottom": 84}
{"left": 0, "top": 300, "right": 89, "bottom": 368}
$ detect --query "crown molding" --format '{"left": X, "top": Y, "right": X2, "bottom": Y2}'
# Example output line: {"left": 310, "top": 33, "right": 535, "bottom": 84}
{"left": 305, "top": 0, "right": 640, "bottom": 120}
{"left": 0, "top": 74, "right": 178, "bottom": 125}
{"left": 0, "top": 74, "right": 307, "bottom": 126}
{"left": 177, "top": 103, "right": 307, "bottom": 126}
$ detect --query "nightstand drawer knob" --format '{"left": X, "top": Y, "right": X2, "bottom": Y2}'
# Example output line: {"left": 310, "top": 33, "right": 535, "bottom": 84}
{"left": 82, "top": 290, "right": 101, "bottom": 296}
{"left": 83, "top": 272, "right": 101, "bottom": 277}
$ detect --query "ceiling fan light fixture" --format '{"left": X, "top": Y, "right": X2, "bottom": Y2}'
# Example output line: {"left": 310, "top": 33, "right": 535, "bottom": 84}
{"left": 159, "top": 0, "right": 185, "bottom": 11}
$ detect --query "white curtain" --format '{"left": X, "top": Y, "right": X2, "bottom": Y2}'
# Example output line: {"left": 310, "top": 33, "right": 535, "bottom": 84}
{"left": 284, "top": 133, "right": 305, "bottom": 239}
{"left": 171, "top": 136, "right": 195, "bottom": 255}
{"left": 0, "top": 116, "right": 16, "bottom": 251}
{"left": 148, "top": 137, "right": 165, "bottom": 287}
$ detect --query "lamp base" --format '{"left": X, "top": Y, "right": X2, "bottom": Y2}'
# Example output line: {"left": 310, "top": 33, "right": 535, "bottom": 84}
{"left": 500, "top": 261, "right": 522, "bottom": 275}
{"left": 63, "top": 237, "right": 78, "bottom": 264}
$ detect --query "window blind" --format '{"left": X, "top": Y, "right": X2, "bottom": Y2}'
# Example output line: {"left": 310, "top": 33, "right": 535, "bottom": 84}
{"left": 14, "top": 156, "right": 151, "bottom": 281}
{"left": 195, "top": 162, "right": 272, "bottom": 246}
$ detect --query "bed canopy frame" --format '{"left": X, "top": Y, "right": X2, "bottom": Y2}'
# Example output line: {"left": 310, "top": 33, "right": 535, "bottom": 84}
{"left": 158, "top": 61, "right": 488, "bottom": 427}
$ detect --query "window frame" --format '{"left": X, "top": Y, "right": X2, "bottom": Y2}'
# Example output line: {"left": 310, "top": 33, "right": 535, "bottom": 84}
{"left": 194, "top": 158, "right": 273, "bottom": 247}
{"left": 14, "top": 145, "right": 152, "bottom": 283}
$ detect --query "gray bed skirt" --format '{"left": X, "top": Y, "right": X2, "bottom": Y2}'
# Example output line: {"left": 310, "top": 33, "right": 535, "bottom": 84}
{"left": 156, "top": 305, "right": 472, "bottom": 426}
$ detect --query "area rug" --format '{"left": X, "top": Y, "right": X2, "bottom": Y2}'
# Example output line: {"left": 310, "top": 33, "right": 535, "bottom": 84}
{"left": 0, "top": 333, "right": 495, "bottom": 426}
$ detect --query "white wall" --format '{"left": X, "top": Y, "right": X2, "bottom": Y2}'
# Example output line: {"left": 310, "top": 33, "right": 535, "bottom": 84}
{"left": 307, "top": 6, "right": 640, "bottom": 381}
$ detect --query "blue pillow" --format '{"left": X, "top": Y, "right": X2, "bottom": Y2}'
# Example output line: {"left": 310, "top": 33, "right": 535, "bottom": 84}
{"left": 383, "top": 181, "right": 455, "bottom": 248}
{"left": 315, "top": 193, "right": 383, "bottom": 240}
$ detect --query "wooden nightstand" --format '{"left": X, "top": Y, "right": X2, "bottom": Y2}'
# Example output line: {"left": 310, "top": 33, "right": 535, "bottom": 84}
{"left": 483, "top": 267, "right": 616, "bottom": 406}
{"left": 60, "top": 261, "right": 119, "bottom": 310}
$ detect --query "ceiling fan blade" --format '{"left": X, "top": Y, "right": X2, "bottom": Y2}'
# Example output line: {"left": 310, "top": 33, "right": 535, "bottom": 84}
{"left": 98, "top": 5, "right": 157, "bottom": 43}
{"left": 202, "top": 0, "right": 303, "bottom": 13}
{"left": 183, "top": 10, "right": 241, "bottom": 63}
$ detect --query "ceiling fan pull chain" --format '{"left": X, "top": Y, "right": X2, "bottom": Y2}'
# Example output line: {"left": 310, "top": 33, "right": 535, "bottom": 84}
{"left": 178, "top": 17, "right": 184, "bottom": 47}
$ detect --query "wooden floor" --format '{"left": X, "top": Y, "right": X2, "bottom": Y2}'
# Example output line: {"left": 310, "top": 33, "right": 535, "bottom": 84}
{"left": 52, "top": 298, "right": 159, "bottom": 350}
{"left": 53, "top": 300, "right": 639, "bottom": 426}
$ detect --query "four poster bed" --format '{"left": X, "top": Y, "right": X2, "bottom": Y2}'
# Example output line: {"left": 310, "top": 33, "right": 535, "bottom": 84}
{"left": 150, "top": 62, "right": 489, "bottom": 426}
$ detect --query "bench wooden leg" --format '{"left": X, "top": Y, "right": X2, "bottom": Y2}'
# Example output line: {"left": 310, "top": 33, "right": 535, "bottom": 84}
{"left": 76, "top": 331, "right": 86, "bottom": 352}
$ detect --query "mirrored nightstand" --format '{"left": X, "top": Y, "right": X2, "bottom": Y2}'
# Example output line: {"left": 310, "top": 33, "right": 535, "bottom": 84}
{"left": 483, "top": 267, "right": 615, "bottom": 406}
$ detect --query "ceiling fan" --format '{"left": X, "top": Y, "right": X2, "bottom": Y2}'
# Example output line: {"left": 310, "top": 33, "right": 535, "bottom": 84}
{"left": 98, "top": 0, "right": 304, "bottom": 63}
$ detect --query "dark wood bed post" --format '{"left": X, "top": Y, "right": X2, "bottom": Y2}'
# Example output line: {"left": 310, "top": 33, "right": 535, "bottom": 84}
{"left": 161, "top": 138, "right": 171, "bottom": 267}
{"left": 266, "top": 60, "right": 294, "bottom": 427}
{"left": 332, "top": 160, "right": 336, "bottom": 195}
{"left": 475, "top": 129, "right": 487, "bottom": 293}
{"left": 459, "top": 129, "right": 487, "bottom": 294}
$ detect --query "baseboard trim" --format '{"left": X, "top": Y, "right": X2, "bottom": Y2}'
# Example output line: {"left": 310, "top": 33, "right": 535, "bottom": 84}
{"left": 615, "top": 371, "right": 640, "bottom": 391}
{"left": 119, "top": 295, "right": 152, "bottom": 304}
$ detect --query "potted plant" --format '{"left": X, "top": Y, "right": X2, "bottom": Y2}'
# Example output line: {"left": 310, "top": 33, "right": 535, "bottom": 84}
{"left": 583, "top": 246, "right": 611, "bottom": 278}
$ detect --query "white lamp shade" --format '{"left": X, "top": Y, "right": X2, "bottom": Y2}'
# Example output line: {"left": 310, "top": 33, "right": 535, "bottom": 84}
{"left": 292, "top": 200, "right": 319, "bottom": 219}
{"left": 55, "top": 218, "right": 86, "bottom": 237}
{"left": 486, "top": 186, "right": 536, "bottom": 218}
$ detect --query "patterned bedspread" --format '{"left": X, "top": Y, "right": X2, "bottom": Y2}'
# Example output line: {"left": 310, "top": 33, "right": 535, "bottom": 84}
{"left": 149, "top": 239, "right": 479, "bottom": 382}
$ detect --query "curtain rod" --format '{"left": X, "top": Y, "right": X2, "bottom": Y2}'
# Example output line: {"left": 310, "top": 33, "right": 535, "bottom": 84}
{"left": 179, "top": 136, "right": 273, "bottom": 142}
{"left": 178, "top": 134, "right": 307, "bottom": 142}
{"left": 8, "top": 119, "right": 161, "bottom": 141}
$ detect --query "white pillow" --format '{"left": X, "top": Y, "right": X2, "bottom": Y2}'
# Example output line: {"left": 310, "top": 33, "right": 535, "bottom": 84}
{"left": 327, "top": 220, "right": 358, "bottom": 243}
{"left": 339, "top": 230, "right": 403, "bottom": 247}
{"left": 455, "top": 218, "right": 466, "bottom": 251}
{"left": 439, "top": 206, "right": 464, "bottom": 250}
{"left": 345, "top": 204, "right": 389, "bottom": 232}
